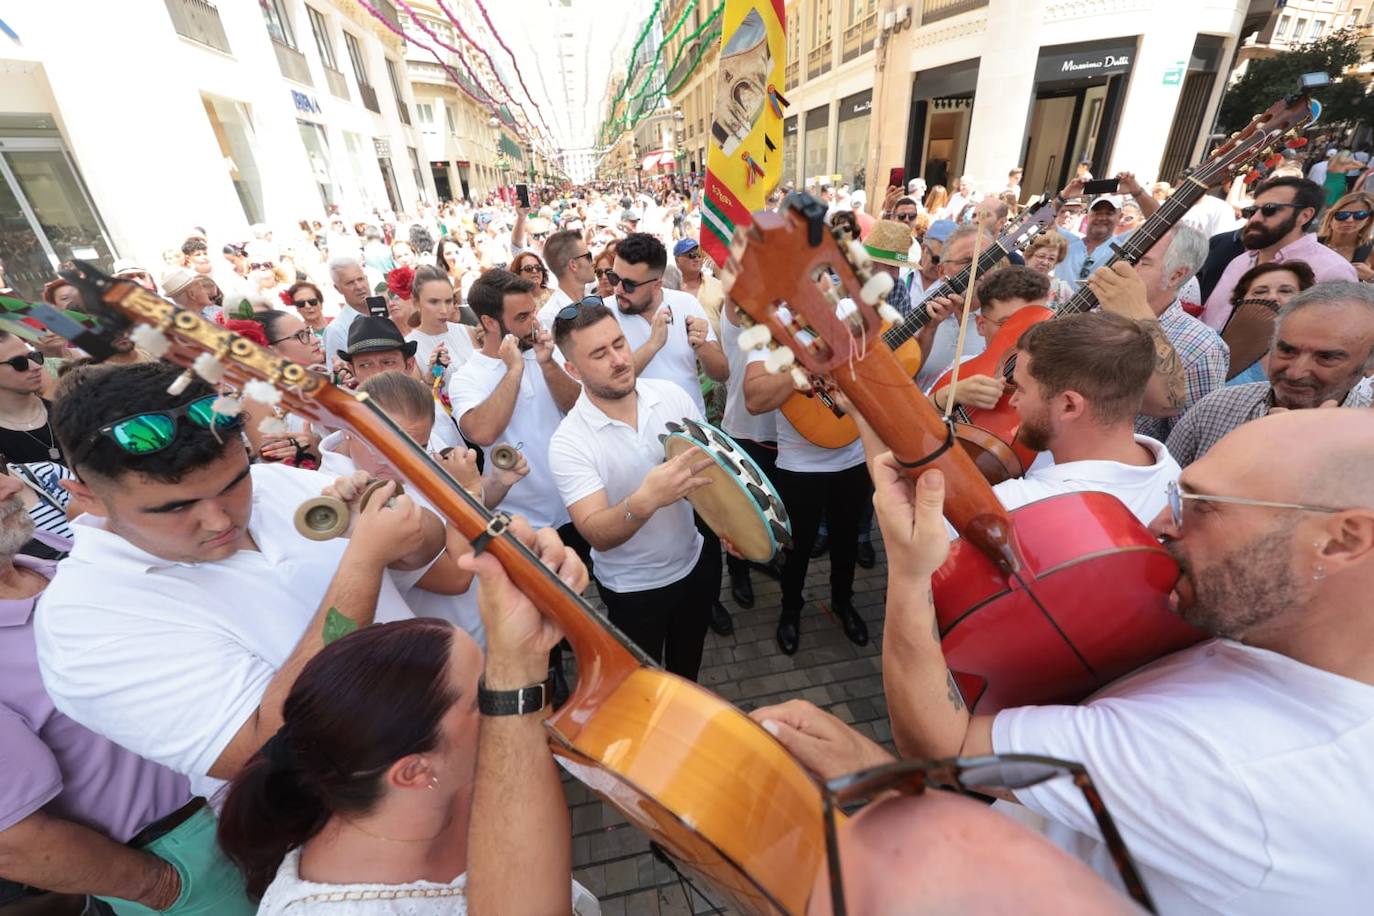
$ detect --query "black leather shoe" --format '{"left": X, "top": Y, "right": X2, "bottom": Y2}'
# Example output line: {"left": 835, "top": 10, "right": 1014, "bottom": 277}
{"left": 835, "top": 602, "right": 869, "bottom": 647}
{"left": 810, "top": 533, "right": 829, "bottom": 558}
{"left": 856, "top": 541, "right": 876, "bottom": 569}
{"left": 709, "top": 600, "right": 735, "bottom": 637}
{"left": 730, "top": 570, "right": 754, "bottom": 608}
{"left": 776, "top": 616, "right": 800, "bottom": 655}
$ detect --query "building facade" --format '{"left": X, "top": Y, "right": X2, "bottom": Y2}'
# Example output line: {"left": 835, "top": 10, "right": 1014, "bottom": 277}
{"left": 0, "top": 0, "right": 431, "bottom": 298}
{"left": 863, "top": 0, "right": 1270, "bottom": 209}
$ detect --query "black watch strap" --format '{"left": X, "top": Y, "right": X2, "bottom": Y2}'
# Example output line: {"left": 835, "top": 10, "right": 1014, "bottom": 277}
{"left": 477, "top": 676, "right": 551, "bottom": 716}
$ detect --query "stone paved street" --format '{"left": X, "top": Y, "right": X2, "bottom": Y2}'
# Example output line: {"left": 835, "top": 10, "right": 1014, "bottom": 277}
{"left": 564, "top": 539, "right": 895, "bottom": 915}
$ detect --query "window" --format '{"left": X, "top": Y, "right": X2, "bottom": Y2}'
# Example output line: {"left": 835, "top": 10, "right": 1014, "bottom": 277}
{"left": 1312, "top": 19, "right": 1325, "bottom": 37}
{"left": 306, "top": 6, "right": 338, "bottom": 70}
{"left": 445, "top": 106, "right": 456, "bottom": 134}
{"left": 260, "top": 0, "right": 296, "bottom": 47}
{"left": 385, "top": 58, "right": 410, "bottom": 124}
{"left": 202, "top": 94, "right": 265, "bottom": 225}
{"left": 344, "top": 31, "right": 369, "bottom": 86}
{"left": 1275, "top": 15, "right": 1290, "bottom": 37}
{"left": 417, "top": 102, "right": 434, "bottom": 124}
{"left": 1355, "top": 9, "right": 1365, "bottom": 26}
{"left": 1294, "top": 18, "right": 1308, "bottom": 39}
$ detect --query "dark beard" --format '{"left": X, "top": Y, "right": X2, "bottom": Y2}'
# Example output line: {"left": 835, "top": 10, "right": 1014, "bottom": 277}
{"left": 1242, "top": 210, "right": 1299, "bottom": 250}
{"left": 1167, "top": 522, "right": 1304, "bottom": 639}
{"left": 497, "top": 319, "right": 535, "bottom": 351}
{"left": 617, "top": 294, "right": 654, "bottom": 316}
{"left": 1017, "top": 413, "right": 1052, "bottom": 453}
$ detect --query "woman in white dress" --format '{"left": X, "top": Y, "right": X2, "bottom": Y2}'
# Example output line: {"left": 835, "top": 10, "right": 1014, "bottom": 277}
{"left": 216, "top": 617, "right": 597, "bottom": 914}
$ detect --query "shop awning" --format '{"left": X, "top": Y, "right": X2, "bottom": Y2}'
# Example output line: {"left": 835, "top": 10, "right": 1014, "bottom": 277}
{"left": 641, "top": 149, "right": 676, "bottom": 170}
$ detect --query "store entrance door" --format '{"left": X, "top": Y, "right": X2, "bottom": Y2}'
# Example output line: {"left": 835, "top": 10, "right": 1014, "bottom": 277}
{"left": 0, "top": 137, "right": 115, "bottom": 300}
{"left": 1022, "top": 80, "right": 1113, "bottom": 200}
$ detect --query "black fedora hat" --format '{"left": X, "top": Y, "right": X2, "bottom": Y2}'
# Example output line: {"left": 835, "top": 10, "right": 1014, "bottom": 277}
{"left": 336, "top": 316, "right": 418, "bottom": 363}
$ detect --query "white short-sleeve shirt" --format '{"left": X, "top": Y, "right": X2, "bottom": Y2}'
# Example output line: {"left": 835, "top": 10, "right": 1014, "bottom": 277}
{"left": 406, "top": 323, "right": 476, "bottom": 376}
{"left": 34, "top": 463, "right": 418, "bottom": 799}
{"left": 549, "top": 379, "right": 703, "bottom": 593}
{"left": 745, "top": 348, "right": 865, "bottom": 474}
{"left": 993, "top": 639, "right": 1374, "bottom": 914}
{"left": 720, "top": 312, "right": 777, "bottom": 444}
{"left": 607, "top": 288, "right": 716, "bottom": 415}
{"left": 322, "top": 306, "right": 364, "bottom": 372}
{"left": 448, "top": 349, "right": 570, "bottom": 530}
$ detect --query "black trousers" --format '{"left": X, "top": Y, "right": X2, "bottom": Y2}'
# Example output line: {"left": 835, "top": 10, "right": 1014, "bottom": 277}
{"left": 723, "top": 438, "right": 780, "bottom": 579}
{"left": 599, "top": 542, "right": 714, "bottom": 681}
{"left": 772, "top": 461, "right": 873, "bottom": 618}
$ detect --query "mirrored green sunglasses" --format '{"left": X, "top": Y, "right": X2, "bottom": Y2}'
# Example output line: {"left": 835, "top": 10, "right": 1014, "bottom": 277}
{"left": 84, "top": 395, "right": 242, "bottom": 458}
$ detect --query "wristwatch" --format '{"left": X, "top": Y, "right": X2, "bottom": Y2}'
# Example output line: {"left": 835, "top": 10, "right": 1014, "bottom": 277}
{"left": 477, "top": 676, "right": 552, "bottom": 716}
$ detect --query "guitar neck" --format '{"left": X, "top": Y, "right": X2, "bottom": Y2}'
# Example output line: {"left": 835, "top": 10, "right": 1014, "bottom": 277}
{"left": 884, "top": 241, "right": 1011, "bottom": 348}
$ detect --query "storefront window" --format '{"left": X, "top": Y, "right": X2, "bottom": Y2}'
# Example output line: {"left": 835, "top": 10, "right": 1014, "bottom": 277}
{"left": 409, "top": 146, "right": 426, "bottom": 204}
{"left": 297, "top": 120, "right": 337, "bottom": 211}
{"left": 804, "top": 105, "right": 829, "bottom": 185}
{"left": 202, "top": 95, "right": 265, "bottom": 226}
{"left": 782, "top": 116, "right": 798, "bottom": 188}
{"left": 343, "top": 131, "right": 375, "bottom": 211}
{"left": 0, "top": 144, "right": 114, "bottom": 286}
{"left": 835, "top": 90, "right": 871, "bottom": 190}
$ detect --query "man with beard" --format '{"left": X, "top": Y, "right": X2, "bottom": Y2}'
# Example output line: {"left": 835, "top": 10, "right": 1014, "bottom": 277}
{"left": 547, "top": 301, "right": 717, "bottom": 680}
{"left": 1168, "top": 281, "right": 1374, "bottom": 465}
{"left": 1055, "top": 174, "right": 1157, "bottom": 285}
{"left": 1198, "top": 176, "right": 1355, "bottom": 331}
{"left": 751, "top": 406, "right": 1374, "bottom": 914}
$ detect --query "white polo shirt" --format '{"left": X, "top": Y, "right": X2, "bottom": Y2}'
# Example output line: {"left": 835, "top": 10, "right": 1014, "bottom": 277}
{"left": 721, "top": 312, "right": 777, "bottom": 445}
{"left": 745, "top": 348, "right": 865, "bottom": 474}
{"left": 406, "top": 323, "right": 476, "bottom": 376}
{"left": 993, "top": 639, "right": 1374, "bottom": 914}
{"left": 549, "top": 379, "right": 703, "bottom": 593}
{"left": 607, "top": 288, "right": 716, "bottom": 415}
{"left": 34, "top": 463, "right": 417, "bottom": 799}
{"left": 449, "top": 349, "right": 569, "bottom": 530}
{"left": 537, "top": 286, "right": 576, "bottom": 329}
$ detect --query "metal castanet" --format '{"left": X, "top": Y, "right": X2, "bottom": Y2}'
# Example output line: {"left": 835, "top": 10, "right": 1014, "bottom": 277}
{"left": 723, "top": 198, "right": 1205, "bottom": 713}
{"left": 60, "top": 264, "right": 831, "bottom": 916}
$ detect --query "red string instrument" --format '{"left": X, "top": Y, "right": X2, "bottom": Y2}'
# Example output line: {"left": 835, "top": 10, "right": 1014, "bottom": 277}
{"left": 62, "top": 267, "right": 829, "bottom": 916}
{"left": 723, "top": 196, "right": 1205, "bottom": 712}
{"left": 933, "top": 92, "right": 1320, "bottom": 481}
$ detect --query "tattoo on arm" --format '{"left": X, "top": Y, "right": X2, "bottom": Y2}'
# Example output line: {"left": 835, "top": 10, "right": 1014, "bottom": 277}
{"left": 1143, "top": 319, "right": 1187, "bottom": 410}
{"left": 946, "top": 670, "right": 966, "bottom": 711}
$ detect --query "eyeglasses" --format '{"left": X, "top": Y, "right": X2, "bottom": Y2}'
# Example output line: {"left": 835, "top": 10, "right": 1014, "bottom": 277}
{"left": 1166, "top": 479, "right": 1343, "bottom": 530}
{"left": 1334, "top": 209, "right": 1372, "bottom": 221}
{"left": 605, "top": 271, "right": 661, "bottom": 294}
{"left": 249, "top": 262, "right": 275, "bottom": 271}
{"left": 594, "top": 267, "right": 613, "bottom": 279}
{"left": 893, "top": 212, "right": 918, "bottom": 222}
{"left": 78, "top": 395, "right": 243, "bottom": 461}
{"left": 554, "top": 295, "right": 606, "bottom": 323}
{"left": 0, "top": 351, "right": 44, "bottom": 372}
{"left": 292, "top": 297, "right": 321, "bottom": 308}
{"left": 517, "top": 263, "right": 546, "bottom": 276}
{"left": 822, "top": 754, "right": 1156, "bottom": 916}
{"left": 572, "top": 251, "right": 594, "bottom": 264}
{"left": 921, "top": 250, "right": 941, "bottom": 264}
{"left": 1240, "top": 202, "right": 1302, "bottom": 220}
{"left": 271, "top": 328, "right": 316, "bottom": 346}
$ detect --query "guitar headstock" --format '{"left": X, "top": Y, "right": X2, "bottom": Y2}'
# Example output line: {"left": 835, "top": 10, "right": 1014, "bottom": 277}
{"left": 60, "top": 261, "right": 349, "bottom": 430}
{"left": 1191, "top": 93, "right": 1319, "bottom": 189}
{"left": 720, "top": 193, "right": 889, "bottom": 377}
{"left": 1001, "top": 198, "right": 1057, "bottom": 249}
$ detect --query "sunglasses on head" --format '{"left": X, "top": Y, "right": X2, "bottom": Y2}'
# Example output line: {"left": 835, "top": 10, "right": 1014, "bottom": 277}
{"left": 1334, "top": 209, "right": 1372, "bottom": 221}
{"left": 554, "top": 295, "right": 607, "bottom": 323}
{"left": 0, "top": 351, "right": 44, "bottom": 372}
{"left": 1240, "top": 202, "right": 1302, "bottom": 219}
{"left": 605, "top": 270, "right": 660, "bottom": 294}
{"left": 292, "top": 297, "right": 321, "bottom": 308}
{"left": 77, "top": 394, "right": 242, "bottom": 463}
{"left": 822, "top": 754, "right": 1157, "bottom": 916}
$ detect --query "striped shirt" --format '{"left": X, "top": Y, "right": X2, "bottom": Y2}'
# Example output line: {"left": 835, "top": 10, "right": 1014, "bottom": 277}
{"left": 7, "top": 461, "right": 74, "bottom": 539}
{"left": 1135, "top": 300, "right": 1230, "bottom": 442}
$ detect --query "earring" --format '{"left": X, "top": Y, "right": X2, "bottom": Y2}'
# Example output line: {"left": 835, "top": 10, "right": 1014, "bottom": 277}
{"left": 428, "top": 776, "right": 439, "bottom": 790}
{"left": 1313, "top": 565, "right": 1326, "bottom": 582}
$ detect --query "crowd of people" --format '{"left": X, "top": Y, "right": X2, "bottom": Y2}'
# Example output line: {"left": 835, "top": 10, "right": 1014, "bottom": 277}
{"left": 0, "top": 141, "right": 1371, "bottom": 916}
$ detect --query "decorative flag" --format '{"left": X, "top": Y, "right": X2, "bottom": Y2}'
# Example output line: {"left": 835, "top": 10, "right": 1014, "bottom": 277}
{"left": 699, "top": 0, "right": 786, "bottom": 267}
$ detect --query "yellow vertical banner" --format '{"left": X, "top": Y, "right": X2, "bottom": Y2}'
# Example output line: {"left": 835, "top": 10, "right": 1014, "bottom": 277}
{"left": 699, "top": 0, "right": 787, "bottom": 266}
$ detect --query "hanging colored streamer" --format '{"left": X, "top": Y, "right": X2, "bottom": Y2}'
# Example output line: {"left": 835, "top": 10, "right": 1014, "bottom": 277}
{"left": 700, "top": 0, "right": 787, "bottom": 268}
{"left": 469, "top": 0, "right": 558, "bottom": 142}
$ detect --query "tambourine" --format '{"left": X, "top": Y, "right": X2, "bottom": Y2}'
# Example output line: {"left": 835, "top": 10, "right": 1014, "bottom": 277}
{"left": 660, "top": 418, "right": 791, "bottom": 562}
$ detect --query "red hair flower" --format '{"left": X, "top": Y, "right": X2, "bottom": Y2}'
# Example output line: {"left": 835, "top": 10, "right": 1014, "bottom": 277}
{"left": 215, "top": 314, "right": 270, "bottom": 348}
{"left": 386, "top": 266, "right": 415, "bottom": 301}
{"left": 279, "top": 289, "right": 295, "bottom": 307}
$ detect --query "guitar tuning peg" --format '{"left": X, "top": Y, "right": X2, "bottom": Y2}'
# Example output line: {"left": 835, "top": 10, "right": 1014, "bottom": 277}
{"left": 847, "top": 240, "right": 871, "bottom": 269}
{"left": 790, "top": 367, "right": 809, "bottom": 389}
{"left": 211, "top": 395, "right": 243, "bottom": 418}
{"left": 878, "top": 302, "right": 903, "bottom": 324}
{"left": 860, "top": 271, "right": 894, "bottom": 306}
{"left": 242, "top": 379, "right": 283, "bottom": 407}
{"left": 739, "top": 324, "right": 773, "bottom": 351}
{"left": 191, "top": 352, "right": 225, "bottom": 385}
{"left": 764, "top": 345, "right": 796, "bottom": 373}
{"left": 166, "top": 368, "right": 195, "bottom": 397}
{"left": 258, "top": 416, "right": 290, "bottom": 437}
{"left": 129, "top": 324, "right": 172, "bottom": 359}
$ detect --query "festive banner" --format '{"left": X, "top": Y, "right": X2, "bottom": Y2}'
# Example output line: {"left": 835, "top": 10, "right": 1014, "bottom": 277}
{"left": 699, "top": 0, "right": 787, "bottom": 267}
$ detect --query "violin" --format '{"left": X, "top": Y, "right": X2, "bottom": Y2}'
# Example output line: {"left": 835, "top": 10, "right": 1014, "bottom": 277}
{"left": 724, "top": 194, "right": 1204, "bottom": 713}
{"left": 60, "top": 264, "right": 828, "bottom": 916}
{"left": 933, "top": 91, "right": 1321, "bottom": 483}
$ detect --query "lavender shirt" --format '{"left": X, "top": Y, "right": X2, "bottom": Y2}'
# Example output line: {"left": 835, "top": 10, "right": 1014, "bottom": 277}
{"left": 1198, "top": 233, "right": 1359, "bottom": 331}
{"left": 1, "top": 547, "right": 189, "bottom": 842}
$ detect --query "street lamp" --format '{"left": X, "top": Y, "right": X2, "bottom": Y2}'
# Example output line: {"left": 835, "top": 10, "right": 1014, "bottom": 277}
{"left": 633, "top": 137, "right": 643, "bottom": 191}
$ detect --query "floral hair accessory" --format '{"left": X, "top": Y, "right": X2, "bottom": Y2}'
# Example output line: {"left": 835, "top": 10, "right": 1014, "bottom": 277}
{"left": 386, "top": 265, "right": 415, "bottom": 301}
{"left": 215, "top": 314, "right": 271, "bottom": 348}
{"left": 279, "top": 289, "right": 295, "bottom": 307}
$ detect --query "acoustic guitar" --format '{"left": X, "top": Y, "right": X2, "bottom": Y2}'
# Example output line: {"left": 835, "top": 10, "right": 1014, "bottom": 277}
{"left": 60, "top": 266, "right": 829, "bottom": 916}
{"left": 932, "top": 92, "right": 1321, "bottom": 481}
{"left": 779, "top": 200, "right": 1056, "bottom": 448}
{"left": 723, "top": 194, "right": 1205, "bottom": 713}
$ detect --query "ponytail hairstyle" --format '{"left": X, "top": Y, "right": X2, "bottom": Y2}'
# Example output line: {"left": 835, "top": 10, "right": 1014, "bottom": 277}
{"left": 411, "top": 263, "right": 452, "bottom": 303}
{"left": 216, "top": 618, "right": 457, "bottom": 898}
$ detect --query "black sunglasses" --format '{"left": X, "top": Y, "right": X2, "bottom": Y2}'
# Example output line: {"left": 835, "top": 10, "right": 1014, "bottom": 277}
{"left": 594, "top": 267, "right": 612, "bottom": 279}
{"left": 605, "top": 270, "right": 661, "bottom": 294}
{"left": 1241, "top": 202, "right": 1302, "bottom": 219}
{"left": 292, "top": 297, "right": 321, "bottom": 308}
{"left": 249, "top": 261, "right": 275, "bottom": 271}
{"left": 0, "top": 351, "right": 44, "bottom": 372}
{"left": 555, "top": 295, "right": 606, "bottom": 323}
{"left": 822, "top": 754, "right": 1156, "bottom": 916}
{"left": 893, "top": 212, "right": 918, "bottom": 222}
{"left": 1334, "top": 209, "right": 1372, "bottom": 221}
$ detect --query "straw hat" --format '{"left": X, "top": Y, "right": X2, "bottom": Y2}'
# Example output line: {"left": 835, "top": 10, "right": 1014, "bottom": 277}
{"left": 862, "top": 219, "right": 914, "bottom": 268}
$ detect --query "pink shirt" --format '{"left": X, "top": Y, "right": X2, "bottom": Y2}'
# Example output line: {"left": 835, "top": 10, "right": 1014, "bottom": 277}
{"left": 1199, "top": 233, "right": 1358, "bottom": 331}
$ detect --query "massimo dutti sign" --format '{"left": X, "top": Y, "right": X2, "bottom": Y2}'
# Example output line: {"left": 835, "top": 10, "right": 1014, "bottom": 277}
{"left": 1035, "top": 42, "right": 1136, "bottom": 82}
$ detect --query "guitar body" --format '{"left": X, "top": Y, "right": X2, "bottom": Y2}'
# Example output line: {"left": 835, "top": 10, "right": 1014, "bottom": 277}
{"left": 933, "top": 306, "right": 1054, "bottom": 480}
{"left": 778, "top": 332, "right": 922, "bottom": 447}
{"left": 550, "top": 670, "right": 827, "bottom": 915}
{"left": 932, "top": 491, "right": 1206, "bottom": 712}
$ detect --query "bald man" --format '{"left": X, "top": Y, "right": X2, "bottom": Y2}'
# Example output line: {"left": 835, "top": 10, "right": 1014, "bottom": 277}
{"left": 755, "top": 408, "right": 1374, "bottom": 914}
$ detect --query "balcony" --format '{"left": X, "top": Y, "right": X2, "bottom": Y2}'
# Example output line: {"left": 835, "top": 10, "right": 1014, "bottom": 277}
{"left": 920, "top": 0, "right": 989, "bottom": 25}
{"left": 842, "top": 11, "right": 878, "bottom": 62}
{"left": 806, "top": 40, "right": 832, "bottom": 80}
{"left": 273, "top": 39, "right": 313, "bottom": 85}
{"left": 163, "top": 0, "right": 231, "bottom": 54}
{"left": 375, "top": 0, "right": 402, "bottom": 34}
{"left": 324, "top": 65, "right": 349, "bottom": 99}
{"left": 359, "top": 82, "right": 381, "bottom": 114}
{"left": 785, "top": 59, "right": 799, "bottom": 91}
